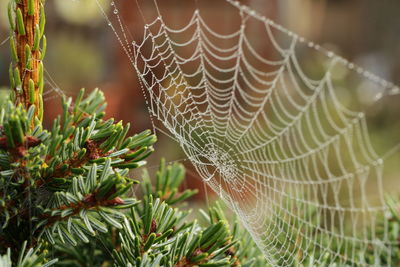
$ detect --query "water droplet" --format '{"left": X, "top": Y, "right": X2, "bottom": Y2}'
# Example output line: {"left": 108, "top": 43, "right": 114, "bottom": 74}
{"left": 391, "top": 87, "right": 400, "bottom": 94}
{"left": 374, "top": 92, "right": 383, "bottom": 101}
{"left": 113, "top": 9, "right": 118, "bottom": 14}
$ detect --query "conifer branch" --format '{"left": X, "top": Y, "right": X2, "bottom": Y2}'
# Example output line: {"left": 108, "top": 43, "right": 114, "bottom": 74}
{"left": 9, "top": 0, "right": 44, "bottom": 120}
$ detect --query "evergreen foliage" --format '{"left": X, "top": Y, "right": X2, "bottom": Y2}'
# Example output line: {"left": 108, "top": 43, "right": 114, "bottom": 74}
{"left": 0, "top": 88, "right": 156, "bottom": 254}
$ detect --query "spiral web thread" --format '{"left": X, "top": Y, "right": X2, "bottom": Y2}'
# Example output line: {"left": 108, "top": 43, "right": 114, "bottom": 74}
{"left": 91, "top": 0, "right": 400, "bottom": 265}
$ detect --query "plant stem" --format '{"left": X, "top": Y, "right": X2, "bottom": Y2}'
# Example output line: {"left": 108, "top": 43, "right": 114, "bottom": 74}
{"left": 9, "top": 0, "right": 45, "bottom": 120}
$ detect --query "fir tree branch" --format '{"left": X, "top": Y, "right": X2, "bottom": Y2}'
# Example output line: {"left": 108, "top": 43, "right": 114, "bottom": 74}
{"left": 10, "top": 0, "right": 45, "bottom": 119}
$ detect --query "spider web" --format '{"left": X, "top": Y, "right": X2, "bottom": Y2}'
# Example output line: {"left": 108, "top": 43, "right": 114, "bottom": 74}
{"left": 63, "top": 0, "right": 400, "bottom": 265}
